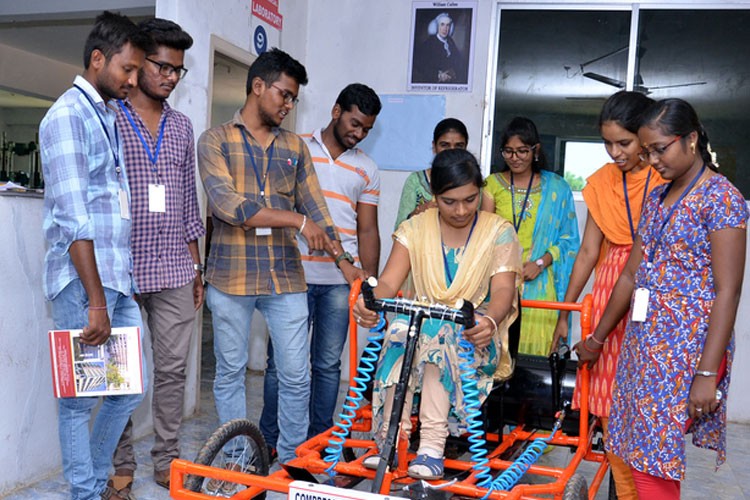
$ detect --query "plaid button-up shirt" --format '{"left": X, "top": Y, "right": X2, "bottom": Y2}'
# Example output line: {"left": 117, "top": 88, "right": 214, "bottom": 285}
{"left": 40, "top": 76, "right": 134, "bottom": 300}
{"left": 198, "top": 110, "right": 338, "bottom": 296}
{"left": 117, "top": 98, "right": 205, "bottom": 294}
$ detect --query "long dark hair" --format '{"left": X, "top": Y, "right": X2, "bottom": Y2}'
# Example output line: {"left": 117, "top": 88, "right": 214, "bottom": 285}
{"left": 599, "top": 90, "right": 654, "bottom": 133}
{"left": 639, "top": 98, "right": 718, "bottom": 172}
{"left": 499, "top": 116, "right": 547, "bottom": 172}
{"left": 433, "top": 118, "right": 469, "bottom": 144}
{"left": 430, "top": 149, "right": 484, "bottom": 195}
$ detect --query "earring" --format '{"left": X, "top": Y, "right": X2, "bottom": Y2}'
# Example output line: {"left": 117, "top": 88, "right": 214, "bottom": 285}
{"left": 690, "top": 143, "right": 696, "bottom": 154}
{"left": 534, "top": 154, "right": 539, "bottom": 162}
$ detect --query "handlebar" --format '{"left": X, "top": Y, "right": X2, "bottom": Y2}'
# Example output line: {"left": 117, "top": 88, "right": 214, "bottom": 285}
{"left": 361, "top": 277, "right": 475, "bottom": 328}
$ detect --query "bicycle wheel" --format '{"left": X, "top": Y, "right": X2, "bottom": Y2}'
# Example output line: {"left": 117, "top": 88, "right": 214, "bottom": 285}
{"left": 562, "top": 473, "right": 588, "bottom": 500}
{"left": 185, "top": 419, "right": 270, "bottom": 499}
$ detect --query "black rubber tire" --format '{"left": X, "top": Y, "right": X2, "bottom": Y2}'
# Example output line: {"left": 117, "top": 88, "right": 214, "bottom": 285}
{"left": 562, "top": 473, "right": 588, "bottom": 500}
{"left": 185, "top": 418, "right": 270, "bottom": 499}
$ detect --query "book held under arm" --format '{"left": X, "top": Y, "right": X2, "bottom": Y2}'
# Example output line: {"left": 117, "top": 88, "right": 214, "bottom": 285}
{"left": 48, "top": 326, "right": 144, "bottom": 398}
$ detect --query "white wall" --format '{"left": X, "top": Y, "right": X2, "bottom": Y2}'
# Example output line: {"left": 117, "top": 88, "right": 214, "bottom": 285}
{"left": 290, "top": 0, "right": 494, "bottom": 266}
{"left": 0, "top": 196, "right": 59, "bottom": 493}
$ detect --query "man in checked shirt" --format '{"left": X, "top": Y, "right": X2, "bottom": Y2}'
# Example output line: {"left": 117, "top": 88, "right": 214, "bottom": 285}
{"left": 198, "top": 48, "right": 356, "bottom": 465}
{"left": 109, "top": 19, "right": 205, "bottom": 495}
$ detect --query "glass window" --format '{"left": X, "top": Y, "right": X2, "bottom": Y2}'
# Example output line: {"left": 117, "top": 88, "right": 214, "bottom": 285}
{"left": 490, "top": 9, "right": 631, "bottom": 175}
{"left": 636, "top": 9, "right": 750, "bottom": 196}
{"left": 561, "top": 140, "right": 612, "bottom": 191}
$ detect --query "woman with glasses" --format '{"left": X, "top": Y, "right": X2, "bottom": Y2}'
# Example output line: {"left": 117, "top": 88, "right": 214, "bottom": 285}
{"left": 485, "top": 116, "right": 579, "bottom": 356}
{"left": 577, "top": 98, "right": 747, "bottom": 499}
{"left": 551, "top": 91, "right": 666, "bottom": 500}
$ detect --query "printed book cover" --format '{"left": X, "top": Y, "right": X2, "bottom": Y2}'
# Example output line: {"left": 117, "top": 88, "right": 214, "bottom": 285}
{"left": 48, "top": 326, "right": 143, "bottom": 398}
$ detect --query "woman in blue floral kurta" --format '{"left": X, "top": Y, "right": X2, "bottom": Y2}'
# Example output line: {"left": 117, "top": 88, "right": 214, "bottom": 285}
{"left": 575, "top": 99, "right": 748, "bottom": 498}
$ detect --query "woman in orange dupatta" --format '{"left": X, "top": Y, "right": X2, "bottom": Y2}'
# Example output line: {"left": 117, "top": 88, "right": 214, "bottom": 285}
{"left": 551, "top": 91, "right": 666, "bottom": 499}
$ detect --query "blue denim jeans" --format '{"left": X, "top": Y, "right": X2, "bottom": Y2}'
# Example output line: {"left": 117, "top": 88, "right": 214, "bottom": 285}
{"left": 260, "top": 284, "right": 349, "bottom": 445}
{"left": 51, "top": 279, "right": 146, "bottom": 500}
{"left": 206, "top": 284, "right": 310, "bottom": 463}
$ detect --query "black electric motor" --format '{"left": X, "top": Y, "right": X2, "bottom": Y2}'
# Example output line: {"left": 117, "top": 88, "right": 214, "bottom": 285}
{"left": 486, "top": 347, "right": 583, "bottom": 437}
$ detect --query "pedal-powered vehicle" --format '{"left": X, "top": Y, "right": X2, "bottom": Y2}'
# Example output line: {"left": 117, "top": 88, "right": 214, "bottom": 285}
{"left": 171, "top": 278, "right": 611, "bottom": 500}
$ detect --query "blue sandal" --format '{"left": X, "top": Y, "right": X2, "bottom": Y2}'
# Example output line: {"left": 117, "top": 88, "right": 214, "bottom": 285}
{"left": 408, "top": 454, "right": 444, "bottom": 480}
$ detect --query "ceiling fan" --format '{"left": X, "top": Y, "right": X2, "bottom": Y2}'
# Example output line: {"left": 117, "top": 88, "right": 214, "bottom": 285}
{"left": 579, "top": 46, "right": 707, "bottom": 94}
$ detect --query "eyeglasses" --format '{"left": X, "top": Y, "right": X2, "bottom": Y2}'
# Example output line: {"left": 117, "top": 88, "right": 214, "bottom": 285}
{"left": 501, "top": 145, "right": 535, "bottom": 159}
{"left": 270, "top": 84, "right": 299, "bottom": 105}
{"left": 639, "top": 135, "right": 682, "bottom": 162}
{"left": 146, "top": 58, "right": 188, "bottom": 79}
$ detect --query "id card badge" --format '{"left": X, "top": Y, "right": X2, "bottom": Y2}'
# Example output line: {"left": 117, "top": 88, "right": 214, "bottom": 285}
{"left": 118, "top": 189, "right": 130, "bottom": 220}
{"left": 256, "top": 227, "right": 272, "bottom": 236}
{"left": 631, "top": 287, "right": 650, "bottom": 322}
{"left": 148, "top": 184, "right": 166, "bottom": 213}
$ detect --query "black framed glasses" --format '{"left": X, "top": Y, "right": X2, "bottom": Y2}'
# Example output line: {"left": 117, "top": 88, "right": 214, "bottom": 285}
{"left": 270, "top": 84, "right": 299, "bottom": 105}
{"left": 501, "top": 144, "right": 535, "bottom": 159}
{"left": 146, "top": 58, "right": 188, "bottom": 79}
{"left": 639, "top": 135, "right": 682, "bottom": 162}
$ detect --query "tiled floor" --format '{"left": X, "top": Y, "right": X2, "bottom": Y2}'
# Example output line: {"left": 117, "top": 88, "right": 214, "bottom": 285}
{"left": 5, "top": 312, "right": 750, "bottom": 499}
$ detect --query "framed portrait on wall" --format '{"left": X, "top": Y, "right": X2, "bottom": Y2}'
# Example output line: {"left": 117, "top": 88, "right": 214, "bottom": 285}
{"left": 408, "top": 1, "right": 477, "bottom": 92}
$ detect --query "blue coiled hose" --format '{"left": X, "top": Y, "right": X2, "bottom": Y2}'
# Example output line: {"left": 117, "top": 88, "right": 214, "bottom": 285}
{"left": 481, "top": 416, "right": 564, "bottom": 498}
{"left": 458, "top": 322, "right": 566, "bottom": 498}
{"left": 456, "top": 328, "right": 493, "bottom": 488}
{"left": 323, "top": 312, "right": 387, "bottom": 475}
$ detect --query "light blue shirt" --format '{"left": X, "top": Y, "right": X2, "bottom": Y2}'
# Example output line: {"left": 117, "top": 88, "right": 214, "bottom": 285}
{"left": 40, "top": 75, "right": 134, "bottom": 300}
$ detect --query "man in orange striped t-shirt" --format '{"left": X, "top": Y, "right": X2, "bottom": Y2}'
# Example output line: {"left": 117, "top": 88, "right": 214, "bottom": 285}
{"left": 260, "top": 83, "right": 382, "bottom": 451}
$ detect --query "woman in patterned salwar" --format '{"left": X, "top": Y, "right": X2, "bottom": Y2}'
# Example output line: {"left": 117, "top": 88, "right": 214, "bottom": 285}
{"left": 576, "top": 98, "right": 747, "bottom": 499}
{"left": 551, "top": 91, "right": 666, "bottom": 500}
{"left": 485, "top": 117, "right": 579, "bottom": 355}
{"left": 394, "top": 118, "right": 470, "bottom": 228}
{"left": 353, "top": 149, "right": 521, "bottom": 480}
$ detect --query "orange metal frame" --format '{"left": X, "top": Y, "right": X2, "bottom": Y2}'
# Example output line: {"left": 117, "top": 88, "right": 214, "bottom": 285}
{"left": 170, "top": 280, "right": 606, "bottom": 500}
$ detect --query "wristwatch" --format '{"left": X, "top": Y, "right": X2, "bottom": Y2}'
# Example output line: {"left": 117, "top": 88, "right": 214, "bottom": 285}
{"left": 194, "top": 263, "right": 205, "bottom": 273}
{"left": 335, "top": 252, "right": 355, "bottom": 268}
{"left": 535, "top": 258, "right": 545, "bottom": 269}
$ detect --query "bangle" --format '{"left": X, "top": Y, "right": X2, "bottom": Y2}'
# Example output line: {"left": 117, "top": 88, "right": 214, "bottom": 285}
{"left": 298, "top": 215, "right": 307, "bottom": 234}
{"left": 482, "top": 315, "right": 498, "bottom": 334}
{"left": 88, "top": 305, "right": 107, "bottom": 311}
{"left": 581, "top": 340, "right": 602, "bottom": 353}
{"left": 587, "top": 335, "right": 605, "bottom": 346}
{"left": 695, "top": 370, "right": 718, "bottom": 377}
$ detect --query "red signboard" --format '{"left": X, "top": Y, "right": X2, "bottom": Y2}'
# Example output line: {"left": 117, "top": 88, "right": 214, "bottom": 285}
{"left": 252, "top": 0, "right": 283, "bottom": 30}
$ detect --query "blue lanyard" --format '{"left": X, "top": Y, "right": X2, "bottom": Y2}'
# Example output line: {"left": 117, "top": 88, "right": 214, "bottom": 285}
{"left": 510, "top": 171, "right": 534, "bottom": 233}
{"left": 240, "top": 129, "right": 274, "bottom": 198}
{"left": 118, "top": 100, "right": 167, "bottom": 175}
{"left": 441, "top": 212, "right": 478, "bottom": 285}
{"left": 623, "top": 170, "right": 652, "bottom": 241}
{"left": 74, "top": 85, "right": 120, "bottom": 173}
{"left": 647, "top": 164, "right": 706, "bottom": 268}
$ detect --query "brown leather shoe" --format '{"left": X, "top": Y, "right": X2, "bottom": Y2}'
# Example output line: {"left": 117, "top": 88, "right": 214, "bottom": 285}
{"left": 101, "top": 479, "right": 136, "bottom": 500}
{"left": 153, "top": 469, "right": 170, "bottom": 490}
